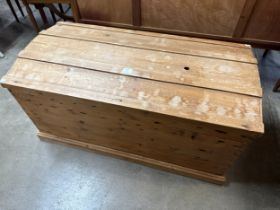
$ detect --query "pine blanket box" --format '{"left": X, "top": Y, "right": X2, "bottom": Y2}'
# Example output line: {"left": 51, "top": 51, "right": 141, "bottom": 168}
{"left": 0, "top": 22, "right": 264, "bottom": 184}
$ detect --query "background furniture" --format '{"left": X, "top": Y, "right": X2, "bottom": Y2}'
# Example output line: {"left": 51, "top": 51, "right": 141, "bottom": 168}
{"left": 6, "top": 0, "right": 24, "bottom": 22}
{"left": 22, "top": 0, "right": 79, "bottom": 32}
{"left": 75, "top": 0, "right": 280, "bottom": 49}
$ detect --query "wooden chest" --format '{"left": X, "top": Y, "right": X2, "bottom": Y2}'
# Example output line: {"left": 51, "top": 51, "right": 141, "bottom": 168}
{"left": 0, "top": 22, "right": 264, "bottom": 184}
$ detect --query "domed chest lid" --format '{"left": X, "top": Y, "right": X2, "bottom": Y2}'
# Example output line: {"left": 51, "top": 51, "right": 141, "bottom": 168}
{"left": 0, "top": 22, "right": 264, "bottom": 134}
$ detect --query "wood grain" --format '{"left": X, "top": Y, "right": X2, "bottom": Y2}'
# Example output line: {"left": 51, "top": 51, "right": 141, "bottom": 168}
{"left": 141, "top": 0, "right": 246, "bottom": 36}
{"left": 233, "top": 0, "right": 257, "bottom": 38}
{"left": 132, "top": 0, "right": 141, "bottom": 26}
{"left": 243, "top": 0, "right": 280, "bottom": 42}
{"left": 8, "top": 86, "right": 248, "bottom": 176}
{"left": 73, "top": 0, "right": 280, "bottom": 48}
{"left": 77, "top": 0, "right": 132, "bottom": 24}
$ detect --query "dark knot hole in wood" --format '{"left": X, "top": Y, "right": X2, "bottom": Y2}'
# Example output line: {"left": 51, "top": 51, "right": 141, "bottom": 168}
{"left": 184, "top": 66, "right": 190, "bottom": 71}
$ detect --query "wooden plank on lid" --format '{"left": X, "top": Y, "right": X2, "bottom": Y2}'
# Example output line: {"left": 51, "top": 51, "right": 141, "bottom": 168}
{"left": 1, "top": 58, "right": 264, "bottom": 133}
{"left": 43, "top": 22, "right": 257, "bottom": 63}
{"left": 19, "top": 32, "right": 262, "bottom": 97}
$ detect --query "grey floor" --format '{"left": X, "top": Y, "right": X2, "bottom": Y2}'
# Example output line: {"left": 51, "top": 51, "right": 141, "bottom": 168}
{"left": 1, "top": 2, "right": 280, "bottom": 210}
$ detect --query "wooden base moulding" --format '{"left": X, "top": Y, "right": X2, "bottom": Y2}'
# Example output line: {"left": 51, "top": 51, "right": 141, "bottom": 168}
{"left": 39, "top": 132, "right": 226, "bottom": 184}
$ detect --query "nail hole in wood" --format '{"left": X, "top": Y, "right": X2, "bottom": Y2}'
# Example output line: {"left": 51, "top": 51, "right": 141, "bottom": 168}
{"left": 194, "top": 156, "right": 208, "bottom": 162}
{"left": 184, "top": 66, "right": 190, "bottom": 71}
{"left": 191, "top": 132, "right": 198, "bottom": 140}
{"left": 215, "top": 130, "right": 227, "bottom": 134}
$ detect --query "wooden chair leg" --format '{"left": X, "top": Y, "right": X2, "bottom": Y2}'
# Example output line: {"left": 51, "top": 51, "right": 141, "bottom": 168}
{"left": 58, "top": 3, "right": 66, "bottom": 21}
{"left": 36, "top": 4, "right": 49, "bottom": 27}
{"left": 15, "top": 0, "right": 24, "bottom": 17}
{"left": 58, "top": 3, "right": 64, "bottom": 13}
{"left": 50, "top": 9, "right": 57, "bottom": 23}
{"left": 22, "top": 0, "right": 40, "bottom": 32}
{"left": 273, "top": 79, "right": 280, "bottom": 92}
{"left": 45, "top": 4, "right": 74, "bottom": 21}
{"left": 6, "top": 0, "right": 19, "bottom": 22}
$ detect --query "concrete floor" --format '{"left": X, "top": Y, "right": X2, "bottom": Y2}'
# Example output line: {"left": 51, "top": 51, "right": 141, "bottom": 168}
{"left": 0, "top": 2, "right": 280, "bottom": 210}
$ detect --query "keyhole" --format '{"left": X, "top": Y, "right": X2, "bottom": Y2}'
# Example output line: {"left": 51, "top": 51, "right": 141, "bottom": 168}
{"left": 184, "top": 66, "right": 190, "bottom": 71}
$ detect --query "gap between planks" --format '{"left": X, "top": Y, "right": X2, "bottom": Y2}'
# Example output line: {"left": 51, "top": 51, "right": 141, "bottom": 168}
{"left": 38, "top": 32, "right": 257, "bottom": 65}
{"left": 55, "top": 22, "right": 250, "bottom": 50}
{"left": 2, "top": 60, "right": 264, "bottom": 133}
{"left": 16, "top": 56, "right": 263, "bottom": 99}
{"left": 40, "top": 22, "right": 258, "bottom": 64}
